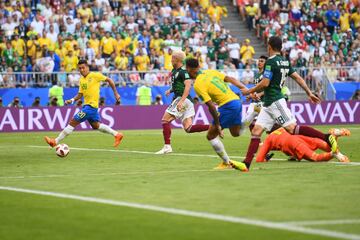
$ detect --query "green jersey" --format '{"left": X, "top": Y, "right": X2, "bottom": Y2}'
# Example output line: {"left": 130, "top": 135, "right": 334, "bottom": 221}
{"left": 171, "top": 66, "right": 192, "bottom": 101}
{"left": 262, "top": 55, "right": 295, "bottom": 106}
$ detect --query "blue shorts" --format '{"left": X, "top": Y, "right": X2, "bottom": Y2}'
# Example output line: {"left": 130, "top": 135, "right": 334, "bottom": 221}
{"left": 213, "top": 100, "right": 242, "bottom": 129}
{"left": 74, "top": 105, "right": 100, "bottom": 123}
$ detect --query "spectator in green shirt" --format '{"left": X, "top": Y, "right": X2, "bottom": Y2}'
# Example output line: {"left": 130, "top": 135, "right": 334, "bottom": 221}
{"left": 49, "top": 80, "right": 64, "bottom": 106}
{"left": 136, "top": 82, "right": 152, "bottom": 105}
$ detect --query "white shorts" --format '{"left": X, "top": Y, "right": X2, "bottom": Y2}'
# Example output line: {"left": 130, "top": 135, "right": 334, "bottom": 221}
{"left": 245, "top": 102, "right": 263, "bottom": 123}
{"left": 255, "top": 98, "right": 296, "bottom": 131}
{"left": 166, "top": 97, "right": 195, "bottom": 122}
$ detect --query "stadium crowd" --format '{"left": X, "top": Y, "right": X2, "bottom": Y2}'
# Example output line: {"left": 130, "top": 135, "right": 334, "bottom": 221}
{"left": 0, "top": 0, "right": 359, "bottom": 90}
{"left": 0, "top": 0, "right": 239, "bottom": 88}
{"left": 236, "top": 0, "right": 360, "bottom": 83}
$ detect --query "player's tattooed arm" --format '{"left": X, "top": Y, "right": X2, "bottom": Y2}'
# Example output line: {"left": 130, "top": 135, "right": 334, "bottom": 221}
{"left": 241, "top": 78, "right": 270, "bottom": 95}
{"left": 290, "top": 72, "right": 321, "bottom": 104}
{"left": 106, "top": 77, "right": 121, "bottom": 103}
{"left": 224, "top": 76, "right": 248, "bottom": 91}
{"left": 65, "top": 93, "right": 83, "bottom": 105}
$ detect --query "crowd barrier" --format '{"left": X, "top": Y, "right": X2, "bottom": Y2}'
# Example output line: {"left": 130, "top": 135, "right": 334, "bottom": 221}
{"left": 1, "top": 101, "right": 359, "bottom": 132}
{"left": 1, "top": 82, "right": 359, "bottom": 107}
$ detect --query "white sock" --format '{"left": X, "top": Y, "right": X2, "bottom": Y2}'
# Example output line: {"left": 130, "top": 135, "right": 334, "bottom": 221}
{"left": 209, "top": 137, "right": 230, "bottom": 164}
{"left": 55, "top": 125, "right": 74, "bottom": 144}
{"left": 98, "top": 123, "right": 118, "bottom": 136}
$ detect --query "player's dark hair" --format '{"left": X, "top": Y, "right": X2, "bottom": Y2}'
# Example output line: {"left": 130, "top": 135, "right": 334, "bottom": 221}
{"left": 268, "top": 36, "right": 282, "bottom": 52}
{"left": 185, "top": 58, "right": 199, "bottom": 68}
{"left": 78, "top": 59, "right": 88, "bottom": 65}
{"left": 259, "top": 55, "right": 268, "bottom": 60}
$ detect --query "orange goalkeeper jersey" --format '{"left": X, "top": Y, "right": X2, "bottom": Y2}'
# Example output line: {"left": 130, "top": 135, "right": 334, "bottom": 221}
{"left": 256, "top": 128, "right": 325, "bottom": 162}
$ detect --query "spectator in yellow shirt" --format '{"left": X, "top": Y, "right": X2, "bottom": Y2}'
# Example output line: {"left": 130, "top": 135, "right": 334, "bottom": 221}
{"left": 199, "top": 0, "right": 210, "bottom": 9}
{"left": 63, "top": 50, "right": 79, "bottom": 72}
{"left": 77, "top": 2, "right": 93, "bottom": 24}
{"left": 351, "top": 8, "right": 360, "bottom": 28}
{"left": 164, "top": 48, "right": 173, "bottom": 71}
{"left": 207, "top": 1, "right": 224, "bottom": 23}
{"left": 134, "top": 48, "right": 150, "bottom": 71}
{"left": 150, "top": 32, "right": 164, "bottom": 52}
{"left": 11, "top": 34, "right": 26, "bottom": 58}
{"left": 245, "top": 0, "right": 258, "bottom": 30}
{"left": 100, "top": 31, "right": 116, "bottom": 58}
{"left": 240, "top": 39, "right": 255, "bottom": 64}
{"left": 38, "top": 32, "right": 52, "bottom": 48}
{"left": 26, "top": 36, "right": 39, "bottom": 60}
{"left": 115, "top": 50, "right": 129, "bottom": 70}
{"left": 64, "top": 34, "right": 78, "bottom": 51}
{"left": 114, "top": 33, "right": 127, "bottom": 56}
{"left": 89, "top": 33, "right": 100, "bottom": 55}
{"left": 340, "top": 8, "right": 351, "bottom": 32}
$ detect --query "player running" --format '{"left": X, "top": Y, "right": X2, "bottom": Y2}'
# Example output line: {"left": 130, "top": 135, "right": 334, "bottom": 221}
{"left": 185, "top": 58, "right": 248, "bottom": 171}
{"left": 244, "top": 55, "right": 267, "bottom": 124}
{"left": 256, "top": 128, "right": 351, "bottom": 163}
{"left": 241, "top": 36, "right": 339, "bottom": 170}
{"left": 44, "top": 60, "right": 123, "bottom": 148}
{"left": 156, "top": 51, "right": 209, "bottom": 154}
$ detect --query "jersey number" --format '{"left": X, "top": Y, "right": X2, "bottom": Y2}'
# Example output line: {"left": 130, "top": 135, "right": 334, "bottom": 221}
{"left": 210, "top": 77, "right": 228, "bottom": 93}
{"left": 77, "top": 111, "right": 86, "bottom": 119}
{"left": 280, "top": 69, "right": 289, "bottom": 88}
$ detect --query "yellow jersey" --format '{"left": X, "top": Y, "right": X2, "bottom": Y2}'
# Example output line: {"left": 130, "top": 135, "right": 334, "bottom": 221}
{"left": 134, "top": 55, "right": 150, "bottom": 71}
{"left": 63, "top": 55, "right": 79, "bottom": 72}
{"left": 79, "top": 72, "right": 107, "bottom": 108}
{"left": 194, "top": 70, "right": 239, "bottom": 107}
{"left": 100, "top": 37, "right": 116, "bottom": 55}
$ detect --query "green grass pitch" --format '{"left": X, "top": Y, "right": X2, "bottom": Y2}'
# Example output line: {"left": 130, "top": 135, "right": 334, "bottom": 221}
{"left": 0, "top": 125, "right": 360, "bottom": 240}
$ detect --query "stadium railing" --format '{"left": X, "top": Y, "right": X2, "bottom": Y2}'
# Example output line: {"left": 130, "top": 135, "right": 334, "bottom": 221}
{"left": 0, "top": 66, "right": 358, "bottom": 99}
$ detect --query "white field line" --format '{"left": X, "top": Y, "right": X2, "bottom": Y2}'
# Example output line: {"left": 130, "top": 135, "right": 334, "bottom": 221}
{"left": 284, "top": 219, "right": 360, "bottom": 226}
{"left": 26, "top": 145, "right": 360, "bottom": 166}
{"left": 0, "top": 186, "right": 360, "bottom": 240}
{"left": 0, "top": 169, "right": 221, "bottom": 179}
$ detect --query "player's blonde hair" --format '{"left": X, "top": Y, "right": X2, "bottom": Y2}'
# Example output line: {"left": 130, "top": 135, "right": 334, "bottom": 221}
{"left": 172, "top": 51, "right": 186, "bottom": 61}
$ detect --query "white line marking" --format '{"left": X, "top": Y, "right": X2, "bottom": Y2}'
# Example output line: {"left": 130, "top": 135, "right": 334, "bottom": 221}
{"left": 0, "top": 165, "right": 314, "bottom": 180}
{"left": 284, "top": 219, "right": 360, "bottom": 226}
{"left": 0, "top": 186, "right": 359, "bottom": 240}
{"left": 26, "top": 145, "right": 360, "bottom": 166}
{"left": 0, "top": 169, "right": 222, "bottom": 179}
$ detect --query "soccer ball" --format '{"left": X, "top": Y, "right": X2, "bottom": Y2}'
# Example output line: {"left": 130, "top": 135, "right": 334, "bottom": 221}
{"left": 55, "top": 144, "right": 70, "bottom": 158}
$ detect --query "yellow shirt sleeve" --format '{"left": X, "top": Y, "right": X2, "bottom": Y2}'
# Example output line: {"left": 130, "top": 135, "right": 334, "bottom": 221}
{"left": 194, "top": 81, "right": 211, "bottom": 103}
{"left": 93, "top": 72, "right": 107, "bottom": 82}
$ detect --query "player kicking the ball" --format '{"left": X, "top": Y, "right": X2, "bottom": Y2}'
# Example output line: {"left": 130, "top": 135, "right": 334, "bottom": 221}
{"left": 185, "top": 58, "right": 248, "bottom": 171}
{"left": 44, "top": 60, "right": 123, "bottom": 148}
{"left": 241, "top": 36, "right": 339, "bottom": 170}
{"left": 156, "top": 51, "right": 209, "bottom": 154}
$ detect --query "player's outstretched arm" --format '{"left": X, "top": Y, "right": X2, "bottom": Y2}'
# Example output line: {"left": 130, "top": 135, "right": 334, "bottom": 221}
{"left": 290, "top": 72, "right": 321, "bottom": 104}
{"left": 224, "top": 76, "right": 247, "bottom": 91}
{"left": 205, "top": 100, "right": 224, "bottom": 138}
{"left": 241, "top": 78, "right": 270, "bottom": 96}
{"left": 65, "top": 93, "right": 83, "bottom": 105}
{"left": 106, "top": 77, "right": 121, "bottom": 104}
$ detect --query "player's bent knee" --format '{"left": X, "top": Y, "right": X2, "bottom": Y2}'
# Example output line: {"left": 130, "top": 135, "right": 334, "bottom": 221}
{"left": 251, "top": 125, "right": 263, "bottom": 137}
{"left": 231, "top": 132, "right": 240, "bottom": 137}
